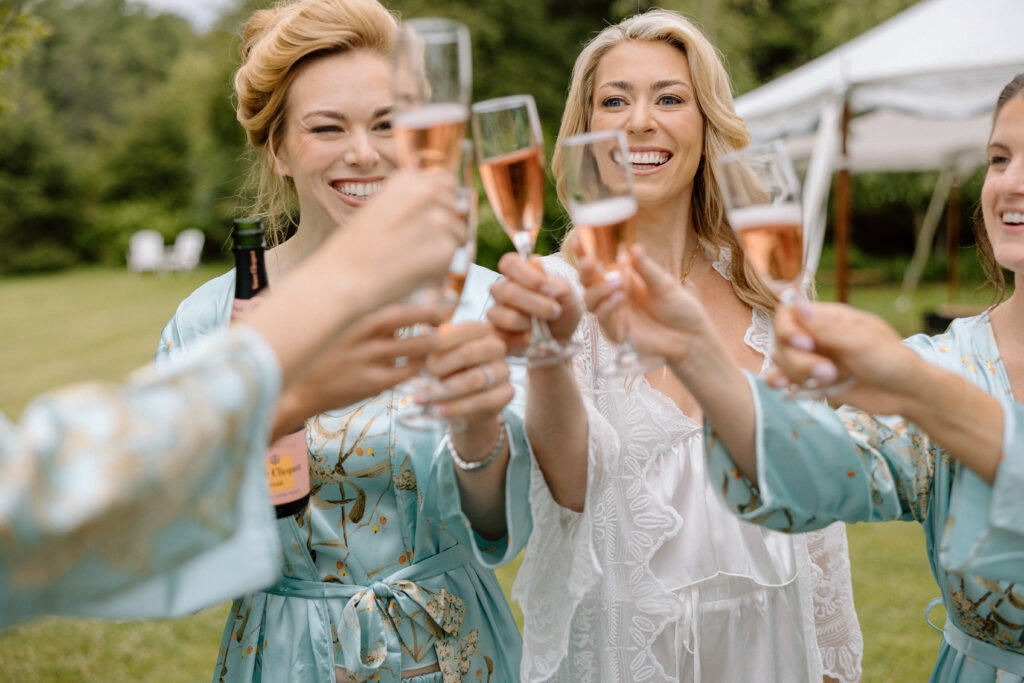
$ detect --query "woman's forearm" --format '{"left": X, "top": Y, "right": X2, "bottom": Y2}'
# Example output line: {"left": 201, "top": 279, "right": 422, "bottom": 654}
{"left": 451, "top": 417, "right": 511, "bottom": 540}
{"left": 244, "top": 254, "right": 365, "bottom": 388}
{"left": 900, "top": 361, "right": 1003, "bottom": 484}
{"left": 525, "top": 361, "right": 590, "bottom": 512}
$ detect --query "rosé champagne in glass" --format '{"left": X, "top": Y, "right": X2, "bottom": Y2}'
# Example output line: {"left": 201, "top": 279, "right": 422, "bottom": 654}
{"left": 392, "top": 18, "right": 471, "bottom": 172}
{"left": 717, "top": 140, "right": 806, "bottom": 301}
{"left": 394, "top": 102, "right": 468, "bottom": 171}
{"left": 574, "top": 196, "right": 638, "bottom": 271}
{"left": 727, "top": 202, "right": 804, "bottom": 291}
{"left": 472, "top": 94, "right": 578, "bottom": 366}
{"left": 477, "top": 144, "right": 545, "bottom": 251}
{"left": 717, "top": 140, "right": 851, "bottom": 397}
{"left": 564, "top": 129, "right": 662, "bottom": 376}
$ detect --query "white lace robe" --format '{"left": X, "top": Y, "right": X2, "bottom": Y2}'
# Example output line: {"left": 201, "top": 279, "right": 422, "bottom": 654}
{"left": 512, "top": 253, "right": 863, "bottom": 683}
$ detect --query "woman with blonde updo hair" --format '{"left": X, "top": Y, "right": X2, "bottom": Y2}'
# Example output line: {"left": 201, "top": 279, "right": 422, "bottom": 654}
{"left": 233, "top": 0, "right": 396, "bottom": 245}
{"left": 155, "top": 1, "right": 530, "bottom": 681}
{"left": 488, "top": 9, "right": 863, "bottom": 681}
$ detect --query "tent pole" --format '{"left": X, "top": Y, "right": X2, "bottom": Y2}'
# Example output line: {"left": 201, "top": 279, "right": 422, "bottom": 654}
{"left": 946, "top": 176, "right": 961, "bottom": 302}
{"left": 835, "top": 98, "right": 852, "bottom": 303}
{"left": 895, "top": 168, "right": 954, "bottom": 311}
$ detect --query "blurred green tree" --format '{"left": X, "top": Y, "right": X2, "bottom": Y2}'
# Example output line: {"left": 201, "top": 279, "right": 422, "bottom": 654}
{"left": 0, "top": 0, "right": 952, "bottom": 277}
{"left": 0, "top": 2, "right": 49, "bottom": 109}
{"left": 0, "top": 98, "right": 85, "bottom": 272}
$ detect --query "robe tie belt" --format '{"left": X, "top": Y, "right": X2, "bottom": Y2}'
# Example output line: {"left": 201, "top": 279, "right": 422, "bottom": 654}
{"left": 944, "top": 618, "right": 1024, "bottom": 675}
{"left": 264, "top": 543, "right": 471, "bottom": 683}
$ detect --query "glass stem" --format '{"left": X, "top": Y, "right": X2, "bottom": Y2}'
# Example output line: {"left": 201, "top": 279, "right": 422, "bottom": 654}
{"left": 613, "top": 300, "right": 626, "bottom": 346}
{"left": 512, "top": 231, "right": 533, "bottom": 256}
{"left": 779, "top": 286, "right": 802, "bottom": 306}
{"left": 513, "top": 234, "right": 561, "bottom": 346}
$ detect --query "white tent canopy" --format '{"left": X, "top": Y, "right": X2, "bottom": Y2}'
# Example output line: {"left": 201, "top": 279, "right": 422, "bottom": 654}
{"left": 734, "top": 0, "right": 1024, "bottom": 288}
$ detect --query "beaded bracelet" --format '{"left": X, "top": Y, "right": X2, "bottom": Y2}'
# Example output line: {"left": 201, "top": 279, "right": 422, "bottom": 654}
{"left": 447, "top": 417, "right": 507, "bottom": 472}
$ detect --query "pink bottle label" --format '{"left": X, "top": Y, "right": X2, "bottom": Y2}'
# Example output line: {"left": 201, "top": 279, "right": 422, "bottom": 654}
{"left": 265, "top": 428, "right": 310, "bottom": 505}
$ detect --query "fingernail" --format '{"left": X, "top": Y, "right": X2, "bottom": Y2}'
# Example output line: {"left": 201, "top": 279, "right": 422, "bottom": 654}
{"left": 797, "top": 300, "right": 814, "bottom": 320}
{"left": 788, "top": 333, "right": 815, "bottom": 351}
{"left": 609, "top": 291, "right": 625, "bottom": 306}
{"left": 547, "top": 302, "right": 563, "bottom": 320}
{"left": 540, "top": 285, "right": 556, "bottom": 297}
{"left": 811, "top": 362, "right": 838, "bottom": 383}
{"left": 769, "top": 375, "right": 789, "bottom": 389}
{"left": 604, "top": 270, "right": 624, "bottom": 286}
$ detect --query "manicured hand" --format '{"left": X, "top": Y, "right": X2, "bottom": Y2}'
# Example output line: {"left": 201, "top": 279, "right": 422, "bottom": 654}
{"left": 276, "top": 302, "right": 447, "bottom": 432}
{"left": 487, "top": 252, "right": 582, "bottom": 354}
{"left": 427, "top": 321, "right": 514, "bottom": 425}
{"left": 579, "top": 243, "right": 715, "bottom": 364}
{"left": 770, "top": 301, "right": 928, "bottom": 414}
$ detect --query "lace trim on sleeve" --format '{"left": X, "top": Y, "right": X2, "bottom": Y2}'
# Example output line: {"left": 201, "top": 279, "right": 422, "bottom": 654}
{"left": 807, "top": 523, "right": 864, "bottom": 682}
{"left": 512, "top": 255, "right": 612, "bottom": 680}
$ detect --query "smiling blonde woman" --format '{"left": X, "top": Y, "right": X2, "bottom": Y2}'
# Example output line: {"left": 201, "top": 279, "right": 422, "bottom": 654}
{"left": 487, "top": 9, "right": 863, "bottom": 682}
{"left": 154, "top": 1, "right": 531, "bottom": 681}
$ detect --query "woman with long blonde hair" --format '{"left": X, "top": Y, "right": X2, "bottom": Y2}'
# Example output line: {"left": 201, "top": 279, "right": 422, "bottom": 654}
{"left": 488, "top": 9, "right": 862, "bottom": 681}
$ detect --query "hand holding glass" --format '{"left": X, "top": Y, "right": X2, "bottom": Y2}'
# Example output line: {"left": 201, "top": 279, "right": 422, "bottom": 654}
{"left": 716, "top": 141, "right": 852, "bottom": 398}
{"left": 563, "top": 129, "right": 662, "bottom": 376}
{"left": 471, "top": 94, "right": 578, "bottom": 366}
{"left": 391, "top": 18, "right": 472, "bottom": 430}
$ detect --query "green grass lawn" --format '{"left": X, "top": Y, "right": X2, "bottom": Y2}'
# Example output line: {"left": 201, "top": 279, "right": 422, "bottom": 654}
{"left": 0, "top": 266, "right": 976, "bottom": 681}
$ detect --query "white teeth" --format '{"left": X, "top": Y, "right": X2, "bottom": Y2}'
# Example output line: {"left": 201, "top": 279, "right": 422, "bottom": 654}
{"left": 1003, "top": 210, "right": 1024, "bottom": 225}
{"left": 629, "top": 151, "right": 669, "bottom": 166}
{"left": 335, "top": 181, "right": 381, "bottom": 198}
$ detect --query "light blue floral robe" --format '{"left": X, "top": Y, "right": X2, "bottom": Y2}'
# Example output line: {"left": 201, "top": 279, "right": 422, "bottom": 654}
{"left": 156, "top": 264, "right": 530, "bottom": 683}
{"left": 706, "top": 312, "right": 1024, "bottom": 682}
{"left": 1, "top": 327, "right": 283, "bottom": 630}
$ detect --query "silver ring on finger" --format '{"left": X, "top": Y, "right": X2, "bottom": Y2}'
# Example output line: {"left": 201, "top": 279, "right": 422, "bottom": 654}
{"left": 480, "top": 363, "right": 496, "bottom": 391}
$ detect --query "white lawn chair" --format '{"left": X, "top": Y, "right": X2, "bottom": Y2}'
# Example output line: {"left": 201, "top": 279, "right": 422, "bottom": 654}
{"left": 165, "top": 228, "right": 205, "bottom": 272}
{"left": 127, "top": 230, "right": 166, "bottom": 273}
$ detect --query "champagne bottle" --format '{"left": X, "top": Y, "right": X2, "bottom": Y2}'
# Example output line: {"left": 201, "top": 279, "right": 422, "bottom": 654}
{"left": 231, "top": 217, "right": 311, "bottom": 519}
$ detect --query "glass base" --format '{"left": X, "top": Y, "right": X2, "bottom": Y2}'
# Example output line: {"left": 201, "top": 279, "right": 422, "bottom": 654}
{"left": 599, "top": 350, "right": 663, "bottom": 378}
{"left": 781, "top": 376, "right": 856, "bottom": 401}
{"left": 507, "top": 339, "right": 581, "bottom": 368}
{"left": 397, "top": 408, "right": 466, "bottom": 433}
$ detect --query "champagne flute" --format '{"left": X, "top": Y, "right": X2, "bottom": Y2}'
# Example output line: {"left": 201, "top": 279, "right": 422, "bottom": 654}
{"left": 392, "top": 17, "right": 471, "bottom": 172}
{"left": 391, "top": 18, "right": 472, "bottom": 431}
{"left": 391, "top": 17, "right": 470, "bottom": 308}
{"left": 563, "top": 129, "right": 662, "bottom": 376}
{"left": 716, "top": 140, "right": 852, "bottom": 398}
{"left": 471, "top": 94, "right": 579, "bottom": 366}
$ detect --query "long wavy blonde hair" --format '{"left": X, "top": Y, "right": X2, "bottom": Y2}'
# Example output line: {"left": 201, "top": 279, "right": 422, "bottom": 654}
{"left": 233, "top": 0, "right": 398, "bottom": 245}
{"left": 552, "top": 9, "right": 776, "bottom": 314}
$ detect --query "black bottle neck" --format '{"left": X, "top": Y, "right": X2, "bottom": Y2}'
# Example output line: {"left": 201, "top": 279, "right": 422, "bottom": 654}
{"left": 233, "top": 244, "right": 268, "bottom": 300}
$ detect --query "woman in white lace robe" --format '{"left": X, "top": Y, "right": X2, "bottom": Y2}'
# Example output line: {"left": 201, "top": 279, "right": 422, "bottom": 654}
{"left": 487, "top": 10, "right": 862, "bottom": 682}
